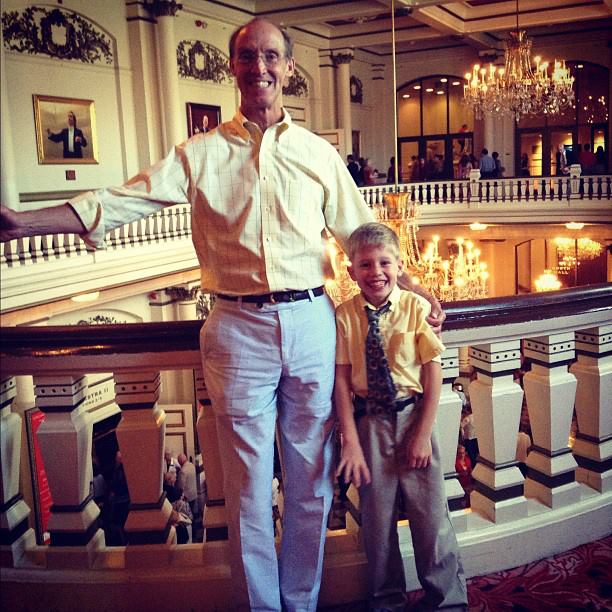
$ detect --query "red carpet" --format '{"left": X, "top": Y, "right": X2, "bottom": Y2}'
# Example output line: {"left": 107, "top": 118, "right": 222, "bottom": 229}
{"left": 319, "top": 536, "right": 612, "bottom": 611}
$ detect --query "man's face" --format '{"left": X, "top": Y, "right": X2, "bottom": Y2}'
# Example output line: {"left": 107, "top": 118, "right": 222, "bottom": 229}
{"left": 349, "top": 244, "right": 403, "bottom": 308}
{"left": 67, "top": 113, "right": 75, "bottom": 126}
{"left": 230, "top": 20, "right": 294, "bottom": 120}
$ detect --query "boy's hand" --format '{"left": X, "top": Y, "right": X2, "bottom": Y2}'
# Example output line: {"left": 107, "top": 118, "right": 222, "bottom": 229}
{"left": 406, "top": 433, "right": 433, "bottom": 469}
{"left": 336, "top": 438, "right": 371, "bottom": 488}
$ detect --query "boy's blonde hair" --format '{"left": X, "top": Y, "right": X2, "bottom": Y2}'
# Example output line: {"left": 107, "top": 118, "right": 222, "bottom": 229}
{"left": 347, "top": 222, "right": 400, "bottom": 261}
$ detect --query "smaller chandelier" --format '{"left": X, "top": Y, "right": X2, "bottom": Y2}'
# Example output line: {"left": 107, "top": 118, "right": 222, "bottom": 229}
{"left": 463, "top": 1, "right": 574, "bottom": 122}
{"left": 535, "top": 270, "right": 562, "bottom": 292}
{"left": 554, "top": 237, "right": 603, "bottom": 275}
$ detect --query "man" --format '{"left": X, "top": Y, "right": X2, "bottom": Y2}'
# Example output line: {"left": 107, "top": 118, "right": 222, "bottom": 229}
{"left": 479, "top": 148, "right": 496, "bottom": 179}
{"left": 47, "top": 111, "right": 88, "bottom": 158}
{"left": 1, "top": 18, "right": 444, "bottom": 611}
{"left": 346, "top": 154, "right": 360, "bottom": 184}
{"left": 176, "top": 453, "right": 198, "bottom": 516}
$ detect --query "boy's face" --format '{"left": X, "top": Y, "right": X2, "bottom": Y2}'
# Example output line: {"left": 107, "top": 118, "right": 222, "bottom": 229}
{"left": 349, "top": 244, "right": 403, "bottom": 308}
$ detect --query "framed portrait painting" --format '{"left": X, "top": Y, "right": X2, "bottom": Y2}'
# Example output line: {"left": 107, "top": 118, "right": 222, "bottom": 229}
{"left": 186, "top": 102, "right": 221, "bottom": 137}
{"left": 33, "top": 94, "right": 98, "bottom": 164}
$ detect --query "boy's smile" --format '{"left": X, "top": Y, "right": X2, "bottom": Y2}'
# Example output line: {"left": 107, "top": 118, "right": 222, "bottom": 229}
{"left": 349, "top": 244, "right": 404, "bottom": 308}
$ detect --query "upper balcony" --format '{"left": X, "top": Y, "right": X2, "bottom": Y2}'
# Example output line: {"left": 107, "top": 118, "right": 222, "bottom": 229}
{"left": 1, "top": 170, "right": 611, "bottom": 322}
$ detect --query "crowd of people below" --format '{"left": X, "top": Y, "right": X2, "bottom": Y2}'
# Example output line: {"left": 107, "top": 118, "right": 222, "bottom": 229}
{"left": 347, "top": 144, "right": 607, "bottom": 185}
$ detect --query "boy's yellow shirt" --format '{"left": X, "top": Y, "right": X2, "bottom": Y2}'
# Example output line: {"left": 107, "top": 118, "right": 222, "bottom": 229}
{"left": 335, "top": 285, "right": 445, "bottom": 398}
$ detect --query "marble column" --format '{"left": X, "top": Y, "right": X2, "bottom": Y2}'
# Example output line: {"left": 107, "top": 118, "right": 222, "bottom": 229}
{"left": 468, "top": 341, "right": 527, "bottom": 523}
{"left": 439, "top": 348, "right": 468, "bottom": 531}
{"left": 194, "top": 369, "right": 227, "bottom": 541}
{"left": 523, "top": 333, "right": 581, "bottom": 508}
{"left": 147, "top": 0, "right": 183, "bottom": 150}
{"left": 570, "top": 325, "right": 612, "bottom": 493}
{"left": 332, "top": 49, "right": 354, "bottom": 156}
{"left": 114, "top": 371, "right": 175, "bottom": 560}
{"left": 317, "top": 50, "right": 336, "bottom": 130}
{"left": 33, "top": 375, "right": 104, "bottom": 563}
{"left": 0, "top": 377, "right": 35, "bottom": 567}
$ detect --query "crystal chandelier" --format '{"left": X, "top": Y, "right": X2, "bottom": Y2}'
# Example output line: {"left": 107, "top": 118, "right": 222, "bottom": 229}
{"left": 325, "top": 193, "right": 489, "bottom": 304}
{"left": 463, "top": 0, "right": 574, "bottom": 122}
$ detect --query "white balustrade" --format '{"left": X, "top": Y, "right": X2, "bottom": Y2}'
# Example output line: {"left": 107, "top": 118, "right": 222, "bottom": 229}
{"left": 570, "top": 325, "right": 612, "bottom": 493}
{"left": 523, "top": 333, "right": 581, "bottom": 508}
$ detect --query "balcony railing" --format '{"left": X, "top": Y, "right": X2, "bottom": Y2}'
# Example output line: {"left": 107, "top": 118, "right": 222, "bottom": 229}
{"left": 1, "top": 284, "right": 610, "bottom": 610}
{"left": 1, "top": 173, "right": 610, "bottom": 316}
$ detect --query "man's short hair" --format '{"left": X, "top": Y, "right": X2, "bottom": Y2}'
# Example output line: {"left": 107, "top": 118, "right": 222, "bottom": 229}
{"left": 229, "top": 18, "right": 294, "bottom": 60}
{"left": 347, "top": 222, "right": 400, "bottom": 261}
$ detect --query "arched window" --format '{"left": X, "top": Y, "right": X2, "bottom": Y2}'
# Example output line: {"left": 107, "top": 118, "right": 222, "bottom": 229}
{"left": 396, "top": 75, "right": 472, "bottom": 181}
{"left": 517, "top": 61, "right": 608, "bottom": 176}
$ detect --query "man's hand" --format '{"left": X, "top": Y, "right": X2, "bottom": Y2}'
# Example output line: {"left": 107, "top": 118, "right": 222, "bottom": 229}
{"left": 398, "top": 271, "right": 446, "bottom": 335}
{"left": 426, "top": 300, "right": 446, "bottom": 335}
{"left": 0, "top": 203, "right": 86, "bottom": 242}
{"left": 0, "top": 205, "right": 23, "bottom": 242}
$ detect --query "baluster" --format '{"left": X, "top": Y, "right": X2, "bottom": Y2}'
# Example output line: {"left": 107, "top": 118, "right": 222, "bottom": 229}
{"left": 468, "top": 341, "right": 527, "bottom": 522}
{"left": 30, "top": 235, "right": 43, "bottom": 262}
{"left": 194, "top": 369, "right": 227, "bottom": 541}
{"left": 522, "top": 334, "right": 581, "bottom": 508}
{"left": 568, "top": 165, "right": 581, "bottom": 199}
{"left": 3, "top": 238, "right": 20, "bottom": 267}
{"left": 33, "top": 375, "right": 104, "bottom": 558}
{"left": 114, "top": 371, "right": 175, "bottom": 555}
{"left": 0, "top": 377, "right": 36, "bottom": 566}
{"left": 129, "top": 220, "right": 140, "bottom": 246}
{"left": 439, "top": 348, "right": 468, "bottom": 530}
{"left": 17, "top": 237, "right": 33, "bottom": 265}
{"left": 570, "top": 325, "right": 612, "bottom": 493}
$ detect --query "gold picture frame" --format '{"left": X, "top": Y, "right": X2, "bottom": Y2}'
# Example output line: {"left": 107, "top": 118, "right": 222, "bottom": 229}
{"left": 33, "top": 94, "right": 98, "bottom": 164}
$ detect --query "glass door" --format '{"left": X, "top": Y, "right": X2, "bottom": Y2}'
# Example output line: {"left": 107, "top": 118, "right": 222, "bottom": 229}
{"left": 399, "top": 140, "right": 420, "bottom": 182}
{"left": 550, "top": 130, "right": 573, "bottom": 175}
{"left": 518, "top": 132, "right": 543, "bottom": 176}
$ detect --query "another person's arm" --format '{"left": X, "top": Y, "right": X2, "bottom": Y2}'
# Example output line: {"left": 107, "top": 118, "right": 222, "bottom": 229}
{"left": 334, "top": 363, "right": 371, "bottom": 488}
{"left": 405, "top": 359, "right": 442, "bottom": 469}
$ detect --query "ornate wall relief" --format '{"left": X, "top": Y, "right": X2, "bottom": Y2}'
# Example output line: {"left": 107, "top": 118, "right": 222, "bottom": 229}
{"left": 283, "top": 68, "right": 308, "bottom": 98}
{"left": 1, "top": 6, "right": 113, "bottom": 64}
{"left": 177, "top": 40, "right": 232, "bottom": 83}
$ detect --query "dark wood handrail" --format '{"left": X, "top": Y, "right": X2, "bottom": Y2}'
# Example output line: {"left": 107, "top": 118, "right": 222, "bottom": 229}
{"left": 1, "top": 284, "right": 610, "bottom": 359}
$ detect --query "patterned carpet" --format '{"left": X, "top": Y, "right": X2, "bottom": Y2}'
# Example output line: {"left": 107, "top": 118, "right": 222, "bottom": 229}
{"left": 319, "top": 536, "right": 612, "bottom": 611}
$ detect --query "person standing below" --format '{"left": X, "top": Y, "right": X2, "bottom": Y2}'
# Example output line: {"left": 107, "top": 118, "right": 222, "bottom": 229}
{"left": 47, "top": 110, "right": 88, "bottom": 158}
{"left": 334, "top": 222, "right": 467, "bottom": 612}
{"left": 362, "top": 157, "right": 376, "bottom": 185}
{"left": 347, "top": 154, "right": 361, "bottom": 185}
{"left": 176, "top": 453, "right": 198, "bottom": 517}
{"left": 492, "top": 151, "right": 503, "bottom": 178}
{"left": 578, "top": 143, "right": 597, "bottom": 174}
{"left": 478, "top": 148, "right": 496, "bottom": 179}
{"left": 1, "top": 19, "right": 445, "bottom": 611}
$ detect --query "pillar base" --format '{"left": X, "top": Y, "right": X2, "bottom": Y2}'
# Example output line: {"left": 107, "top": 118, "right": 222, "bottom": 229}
{"left": 124, "top": 497, "right": 173, "bottom": 545}
{"left": 524, "top": 479, "right": 582, "bottom": 509}
{"left": 576, "top": 467, "right": 612, "bottom": 493}
{"left": 48, "top": 499, "right": 101, "bottom": 547}
{"left": 0, "top": 527, "right": 36, "bottom": 567}
{"left": 470, "top": 490, "right": 528, "bottom": 523}
{"left": 124, "top": 528, "right": 177, "bottom": 569}
{"left": 203, "top": 503, "right": 228, "bottom": 542}
{"left": 46, "top": 528, "right": 105, "bottom": 569}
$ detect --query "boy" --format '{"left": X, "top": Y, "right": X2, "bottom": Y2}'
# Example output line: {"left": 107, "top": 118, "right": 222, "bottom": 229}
{"left": 334, "top": 222, "right": 467, "bottom": 611}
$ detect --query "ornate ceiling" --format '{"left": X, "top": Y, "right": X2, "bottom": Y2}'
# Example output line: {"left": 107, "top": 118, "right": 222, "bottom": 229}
{"left": 210, "top": 0, "right": 612, "bottom": 57}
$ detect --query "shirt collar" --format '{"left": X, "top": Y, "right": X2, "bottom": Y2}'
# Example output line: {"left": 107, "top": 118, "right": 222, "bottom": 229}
{"left": 231, "top": 108, "right": 292, "bottom": 142}
{"left": 357, "top": 285, "right": 401, "bottom": 313}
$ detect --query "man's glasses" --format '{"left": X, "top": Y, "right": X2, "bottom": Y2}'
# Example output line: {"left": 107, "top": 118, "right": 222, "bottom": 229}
{"left": 235, "top": 50, "right": 285, "bottom": 66}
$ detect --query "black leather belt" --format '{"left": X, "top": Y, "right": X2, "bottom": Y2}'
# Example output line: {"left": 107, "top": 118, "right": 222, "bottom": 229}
{"left": 217, "top": 285, "right": 325, "bottom": 305}
{"left": 353, "top": 394, "right": 416, "bottom": 420}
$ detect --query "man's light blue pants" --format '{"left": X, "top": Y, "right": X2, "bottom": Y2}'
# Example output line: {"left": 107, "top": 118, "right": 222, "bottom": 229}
{"left": 201, "top": 291, "right": 336, "bottom": 611}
